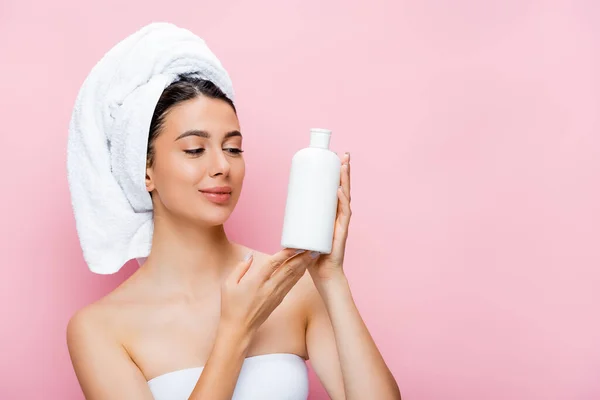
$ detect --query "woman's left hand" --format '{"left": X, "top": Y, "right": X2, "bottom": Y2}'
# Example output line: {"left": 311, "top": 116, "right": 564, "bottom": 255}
{"left": 309, "top": 152, "right": 352, "bottom": 283}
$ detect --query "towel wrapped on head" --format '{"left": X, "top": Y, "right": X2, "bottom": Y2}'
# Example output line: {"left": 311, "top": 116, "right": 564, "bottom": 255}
{"left": 67, "top": 22, "right": 235, "bottom": 274}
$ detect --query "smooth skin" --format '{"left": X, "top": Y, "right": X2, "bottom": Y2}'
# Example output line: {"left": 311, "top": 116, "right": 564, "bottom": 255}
{"left": 66, "top": 94, "right": 401, "bottom": 399}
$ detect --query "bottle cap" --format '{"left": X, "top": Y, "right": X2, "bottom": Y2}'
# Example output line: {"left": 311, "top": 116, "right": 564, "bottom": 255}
{"left": 309, "top": 128, "right": 332, "bottom": 149}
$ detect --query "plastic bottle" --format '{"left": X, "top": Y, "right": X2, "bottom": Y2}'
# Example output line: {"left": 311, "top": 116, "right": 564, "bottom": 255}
{"left": 281, "top": 128, "right": 341, "bottom": 254}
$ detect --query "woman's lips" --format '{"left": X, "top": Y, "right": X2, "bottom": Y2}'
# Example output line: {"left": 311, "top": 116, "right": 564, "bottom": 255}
{"left": 199, "top": 190, "right": 231, "bottom": 204}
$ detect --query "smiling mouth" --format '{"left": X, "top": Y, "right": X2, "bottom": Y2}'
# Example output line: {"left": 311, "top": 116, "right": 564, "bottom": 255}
{"left": 199, "top": 190, "right": 232, "bottom": 204}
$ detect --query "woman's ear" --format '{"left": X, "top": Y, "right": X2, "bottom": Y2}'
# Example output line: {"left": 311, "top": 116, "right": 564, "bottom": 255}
{"left": 145, "top": 161, "right": 155, "bottom": 193}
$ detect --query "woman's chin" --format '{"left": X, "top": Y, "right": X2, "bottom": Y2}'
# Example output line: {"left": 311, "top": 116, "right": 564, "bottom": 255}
{"left": 194, "top": 209, "right": 233, "bottom": 227}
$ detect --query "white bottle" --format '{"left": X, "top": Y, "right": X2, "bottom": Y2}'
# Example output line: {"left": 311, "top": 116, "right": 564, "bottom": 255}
{"left": 281, "top": 128, "right": 341, "bottom": 254}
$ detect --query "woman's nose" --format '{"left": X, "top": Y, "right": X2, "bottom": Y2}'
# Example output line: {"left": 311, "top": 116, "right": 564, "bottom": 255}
{"left": 208, "top": 149, "right": 231, "bottom": 177}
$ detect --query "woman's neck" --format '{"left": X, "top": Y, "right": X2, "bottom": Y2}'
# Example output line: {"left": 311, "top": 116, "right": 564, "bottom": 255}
{"left": 140, "top": 213, "right": 244, "bottom": 297}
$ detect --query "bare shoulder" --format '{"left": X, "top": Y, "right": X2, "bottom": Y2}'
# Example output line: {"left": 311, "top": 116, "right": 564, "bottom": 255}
{"left": 66, "top": 293, "right": 123, "bottom": 353}
{"left": 66, "top": 298, "right": 120, "bottom": 382}
{"left": 66, "top": 287, "right": 154, "bottom": 398}
{"left": 67, "top": 274, "right": 146, "bottom": 353}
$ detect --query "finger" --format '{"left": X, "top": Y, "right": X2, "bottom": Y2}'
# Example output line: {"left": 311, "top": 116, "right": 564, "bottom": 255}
{"left": 273, "top": 266, "right": 307, "bottom": 300}
{"left": 331, "top": 201, "right": 350, "bottom": 257}
{"left": 254, "top": 248, "right": 305, "bottom": 281}
{"left": 343, "top": 152, "right": 351, "bottom": 202}
{"left": 337, "top": 186, "right": 352, "bottom": 220}
{"left": 340, "top": 164, "right": 350, "bottom": 203}
{"left": 269, "top": 250, "right": 318, "bottom": 287}
{"left": 229, "top": 252, "right": 254, "bottom": 284}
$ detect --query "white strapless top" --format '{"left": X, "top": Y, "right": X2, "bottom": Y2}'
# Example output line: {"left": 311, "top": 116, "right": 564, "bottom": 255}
{"left": 147, "top": 353, "right": 309, "bottom": 400}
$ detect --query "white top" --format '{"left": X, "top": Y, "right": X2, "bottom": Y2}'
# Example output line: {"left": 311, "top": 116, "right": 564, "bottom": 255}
{"left": 147, "top": 353, "right": 309, "bottom": 400}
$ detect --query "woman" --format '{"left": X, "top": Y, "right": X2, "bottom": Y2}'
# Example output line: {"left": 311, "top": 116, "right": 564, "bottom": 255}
{"left": 66, "top": 31, "right": 400, "bottom": 400}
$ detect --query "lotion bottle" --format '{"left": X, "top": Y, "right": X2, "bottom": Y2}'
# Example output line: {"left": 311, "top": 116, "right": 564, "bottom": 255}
{"left": 281, "top": 128, "right": 341, "bottom": 254}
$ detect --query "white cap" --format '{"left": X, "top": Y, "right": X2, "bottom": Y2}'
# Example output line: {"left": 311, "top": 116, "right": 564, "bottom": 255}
{"left": 309, "top": 128, "right": 332, "bottom": 149}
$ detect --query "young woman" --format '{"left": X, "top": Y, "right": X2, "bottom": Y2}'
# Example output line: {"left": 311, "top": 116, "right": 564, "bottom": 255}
{"left": 66, "top": 73, "right": 400, "bottom": 399}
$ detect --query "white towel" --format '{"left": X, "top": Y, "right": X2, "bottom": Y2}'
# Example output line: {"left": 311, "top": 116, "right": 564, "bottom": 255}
{"left": 67, "top": 22, "right": 235, "bottom": 274}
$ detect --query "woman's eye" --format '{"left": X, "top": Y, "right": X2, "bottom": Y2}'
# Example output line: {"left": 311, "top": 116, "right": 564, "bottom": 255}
{"left": 184, "top": 148, "right": 205, "bottom": 155}
{"left": 225, "top": 148, "right": 244, "bottom": 155}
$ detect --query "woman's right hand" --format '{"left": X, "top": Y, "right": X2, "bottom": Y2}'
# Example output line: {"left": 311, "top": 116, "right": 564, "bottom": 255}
{"left": 219, "top": 248, "right": 320, "bottom": 339}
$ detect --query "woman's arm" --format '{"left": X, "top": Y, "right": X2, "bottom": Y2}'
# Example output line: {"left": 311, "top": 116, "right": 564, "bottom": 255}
{"left": 186, "top": 322, "right": 251, "bottom": 399}
{"left": 306, "top": 272, "right": 401, "bottom": 400}
{"left": 67, "top": 308, "right": 156, "bottom": 400}
{"left": 190, "top": 249, "right": 322, "bottom": 400}
{"left": 306, "top": 152, "right": 401, "bottom": 400}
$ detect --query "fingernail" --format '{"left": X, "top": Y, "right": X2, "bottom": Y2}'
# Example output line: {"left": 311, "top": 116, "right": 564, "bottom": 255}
{"left": 294, "top": 249, "right": 305, "bottom": 254}
{"left": 310, "top": 251, "right": 320, "bottom": 259}
{"left": 244, "top": 251, "right": 253, "bottom": 261}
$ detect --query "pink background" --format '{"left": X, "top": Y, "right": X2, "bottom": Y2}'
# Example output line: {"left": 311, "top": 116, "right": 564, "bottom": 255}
{"left": 1, "top": 0, "right": 599, "bottom": 399}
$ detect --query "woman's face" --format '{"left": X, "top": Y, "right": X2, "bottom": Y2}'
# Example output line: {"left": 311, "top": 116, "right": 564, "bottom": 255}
{"left": 145, "top": 95, "right": 244, "bottom": 226}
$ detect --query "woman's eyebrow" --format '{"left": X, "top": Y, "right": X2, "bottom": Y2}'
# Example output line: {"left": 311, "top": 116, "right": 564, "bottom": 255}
{"left": 224, "top": 130, "right": 242, "bottom": 139}
{"left": 175, "top": 130, "right": 242, "bottom": 141}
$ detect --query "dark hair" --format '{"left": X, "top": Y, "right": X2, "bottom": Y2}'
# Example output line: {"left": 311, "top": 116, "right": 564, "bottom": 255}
{"left": 146, "top": 74, "right": 236, "bottom": 167}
